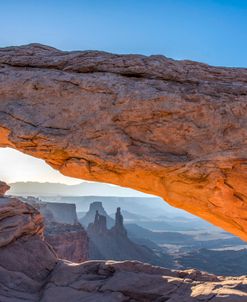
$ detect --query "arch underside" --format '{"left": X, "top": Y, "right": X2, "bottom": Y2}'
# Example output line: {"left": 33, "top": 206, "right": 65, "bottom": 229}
{"left": 1, "top": 44, "right": 247, "bottom": 239}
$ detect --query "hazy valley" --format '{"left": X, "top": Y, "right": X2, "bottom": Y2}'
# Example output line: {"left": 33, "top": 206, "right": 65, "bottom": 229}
{"left": 12, "top": 181, "right": 247, "bottom": 276}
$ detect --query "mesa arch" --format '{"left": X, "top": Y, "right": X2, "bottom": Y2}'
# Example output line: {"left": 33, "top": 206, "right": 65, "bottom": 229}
{"left": 1, "top": 44, "right": 247, "bottom": 240}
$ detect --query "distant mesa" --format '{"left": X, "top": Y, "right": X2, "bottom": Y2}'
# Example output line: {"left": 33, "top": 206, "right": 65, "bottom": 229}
{"left": 22, "top": 196, "right": 78, "bottom": 225}
{"left": 80, "top": 201, "right": 115, "bottom": 228}
{"left": 21, "top": 195, "right": 89, "bottom": 263}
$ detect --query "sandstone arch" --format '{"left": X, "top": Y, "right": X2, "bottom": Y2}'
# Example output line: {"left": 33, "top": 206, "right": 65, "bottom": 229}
{"left": 1, "top": 44, "right": 247, "bottom": 239}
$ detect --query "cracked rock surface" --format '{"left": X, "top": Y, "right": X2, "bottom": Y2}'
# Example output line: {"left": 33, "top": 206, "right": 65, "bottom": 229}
{"left": 1, "top": 44, "right": 247, "bottom": 239}
{"left": 41, "top": 260, "right": 247, "bottom": 302}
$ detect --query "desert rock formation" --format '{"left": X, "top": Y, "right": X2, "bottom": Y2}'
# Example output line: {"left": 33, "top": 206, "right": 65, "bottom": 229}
{"left": 42, "top": 260, "right": 247, "bottom": 302}
{"left": 43, "top": 202, "right": 78, "bottom": 224}
{"left": 111, "top": 207, "right": 127, "bottom": 237}
{"left": 21, "top": 196, "right": 89, "bottom": 263}
{"left": 87, "top": 207, "right": 173, "bottom": 266}
{"left": 1, "top": 184, "right": 247, "bottom": 301}
{"left": 0, "top": 182, "right": 57, "bottom": 301}
{"left": 45, "top": 222, "right": 88, "bottom": 262}
{"left": 1, "top": 44, "right": 247, "bottom": 240}
{"left": 80, "top": 201, "right": 114, "bottom": 228}
{"left": 23, "top": 197, "right": 79, "bottom": 224}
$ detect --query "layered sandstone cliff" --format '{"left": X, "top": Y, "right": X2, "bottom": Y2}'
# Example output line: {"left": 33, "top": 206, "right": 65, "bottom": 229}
{"left": 21, "top": 196, "right": 89, "bottom": 262}
{"left": 0, "top": 182, "right": 57, "bottom": 301}
{"left": 0, "top": 44, "right": 247, "bottom": 240}
{"left": 45, "top": 222, "right": 88, "bottom": 262}
{"left": 23, "top": 197, "right": 79, "bottom": 225}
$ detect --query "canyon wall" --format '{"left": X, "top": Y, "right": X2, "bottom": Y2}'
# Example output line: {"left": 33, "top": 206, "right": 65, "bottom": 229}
{"left": 1, "top": 44, "right": 247, "bottom": 239}
{"left": 0, "top": 183, "right": 57, "bottom": 301}
{"left": 44, "top": 202, "right": 78, "bottom": 224}
{"left": 45, "top": 222, "right": 88, "bottom": 262}
{"left": 1, "top": 182, "right": 247, "bottom": 301}
{"left": 21, "top": 196, "right": 89, "bottom": 262}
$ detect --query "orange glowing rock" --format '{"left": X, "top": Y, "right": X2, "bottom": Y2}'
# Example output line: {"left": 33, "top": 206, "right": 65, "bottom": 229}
{"left": 1, "top": 44, "right": 247, "bottom": 240}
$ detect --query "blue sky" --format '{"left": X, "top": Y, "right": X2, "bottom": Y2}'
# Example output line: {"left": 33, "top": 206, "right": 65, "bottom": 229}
{"left": 0, "top": 0, "right": 247, "bottom": 67}
{"left": 0, "top": 0, "right": 247, "bottom": 184}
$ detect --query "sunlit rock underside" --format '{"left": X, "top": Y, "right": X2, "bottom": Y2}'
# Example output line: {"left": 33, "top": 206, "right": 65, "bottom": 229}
{"left": 1, "top": 44, "right": 247, "bottom": 240}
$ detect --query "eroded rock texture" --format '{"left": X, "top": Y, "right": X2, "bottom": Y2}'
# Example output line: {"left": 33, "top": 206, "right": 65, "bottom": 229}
{"left": 0, "top": 183, "right": 57, "bottom": 301}
{"left": 42, "top": 260, "right": 247, "bottom": 302}
{"left": 1, "top": 44, "right": 247, "bottom": 239}
{"left": 1, "top": 189, "right": 247, "bottom": 301}
{"left": 45, "top": 222, "right": 88, "bottom": 263}
{"left": 20, "top": 196, "right": 89, "bottom": 263}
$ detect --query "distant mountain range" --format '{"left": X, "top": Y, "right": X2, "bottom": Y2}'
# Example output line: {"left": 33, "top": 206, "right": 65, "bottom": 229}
{"left": 43, "top": 195, "right": 200, "bottom": 220}
{"left": 8, "top": 181, "right": 152, "bottom": 197}
{"left": 8, "top": 182, "right": 224, "bottom": 230}
{"left": 9, "top": 181, "right": 198, "bottom": 219}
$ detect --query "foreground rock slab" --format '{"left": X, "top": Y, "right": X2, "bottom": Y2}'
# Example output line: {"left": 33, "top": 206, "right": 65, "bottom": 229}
{"left": 41, "top": 260, "right": 247, "bottom": 302}
{"left": 1, "top": 44, "right": 247, "bottom": 240}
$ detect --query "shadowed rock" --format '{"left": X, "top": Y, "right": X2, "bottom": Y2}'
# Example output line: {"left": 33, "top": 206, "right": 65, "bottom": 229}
{"left": 45, "top": 222, "right": 88, "bottom": 263}
{"left": 21, "top": 196, "right": 89, "bottom": 263}
{"left": 35, "top": 260, "right": 247, "bottom": 302}
{"left": 111, "top": 207, "right": 127, "bottom": 237}
{"left": 0, "top": 184, "right": 57, "bottom": 301}
{"left": 1, "top": 44, "right": 247, "bottom": 240}
{"left": 81, "top": 201, "right": 114, "bottom": 228}
{"left": 86, "top": 207, "right": 170, "bottom": 265}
